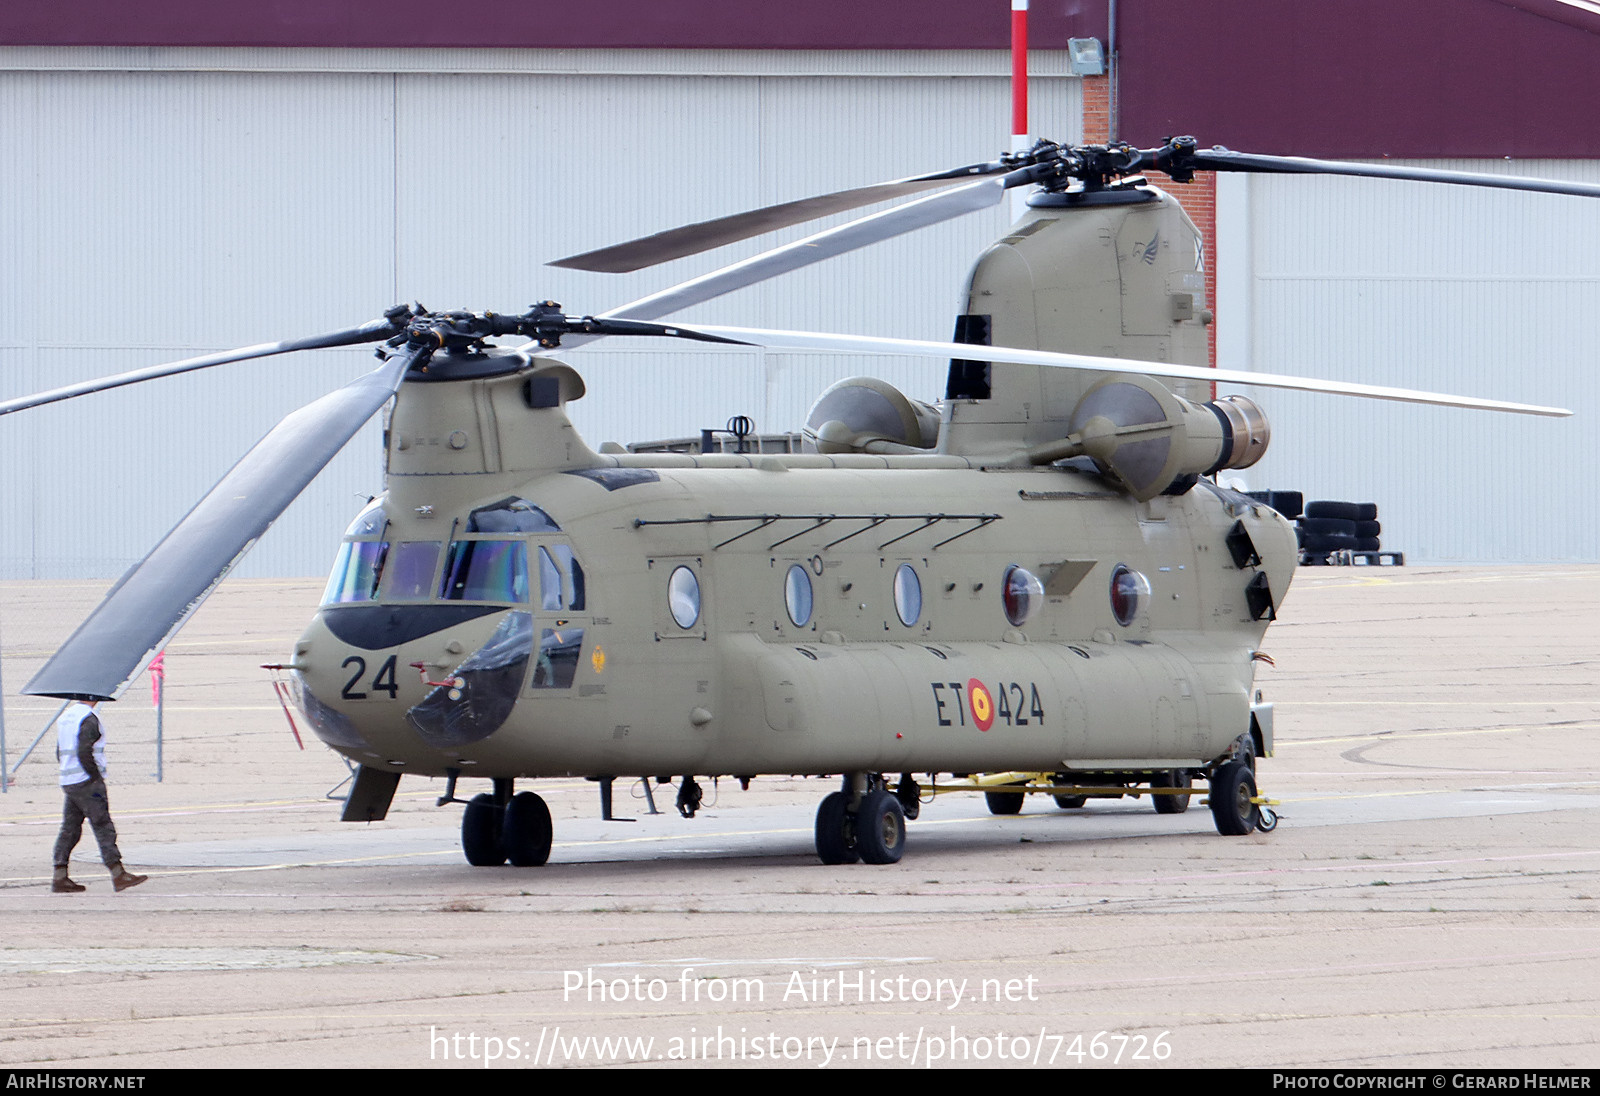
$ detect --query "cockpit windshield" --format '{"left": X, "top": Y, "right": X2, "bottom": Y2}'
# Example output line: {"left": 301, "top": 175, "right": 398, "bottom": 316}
{"left": 321, "top": 540, "right": 387, "bottom": 604}
{"left": 319, "top": 496, "right": 581, "bottom": 609}
{"left": 387, "top": 541, "right": 442, "bottom": 601}
{"left": 439, "top": 540, "right": 530, "bottom": 602}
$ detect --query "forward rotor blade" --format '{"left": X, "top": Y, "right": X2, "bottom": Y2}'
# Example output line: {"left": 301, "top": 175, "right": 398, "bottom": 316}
{"left": 24, "top": 348, "right": 422, "bottom": 701}
{"left": 1187, "top": 148, "right": 1600, "bottom": 200}
{"left": 550, "top": 161, "right": 1009, "bottom": 273}
{"left": 656, "top": 324, "right": 1573, "bottom": 419}
{"left": 0, "top": 312, "right": 408, "bottom": 417}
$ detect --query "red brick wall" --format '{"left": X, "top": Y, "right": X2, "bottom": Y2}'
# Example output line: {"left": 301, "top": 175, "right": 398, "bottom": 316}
{"left": 1082, "top": 75, "right": 1217, "bottom": 371}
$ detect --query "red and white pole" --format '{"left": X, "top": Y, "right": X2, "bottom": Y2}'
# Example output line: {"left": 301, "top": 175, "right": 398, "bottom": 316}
{"left": 1010, "top": 0, "right": 1030, "bottom": 221}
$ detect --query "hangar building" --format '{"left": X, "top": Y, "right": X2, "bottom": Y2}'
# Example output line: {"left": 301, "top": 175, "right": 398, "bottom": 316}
{"left": 1, "top": 0, "right": 1595, "bottom": 576}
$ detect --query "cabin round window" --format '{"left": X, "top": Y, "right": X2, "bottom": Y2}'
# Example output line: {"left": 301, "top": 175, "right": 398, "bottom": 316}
{"left": 785, "top": 564, "right": 813, "bottom": 627}
{"left": 1002, "top": 565, "right": 1044, "bottom": 627}
{"left": 1110, "top": 564, "right": 1151, "bottom": 627}
{"left": 668, "top": 565, "right": 701, "bottom": 629}
{"left": 893, "top": 563, "right": 922, "bottom": 626}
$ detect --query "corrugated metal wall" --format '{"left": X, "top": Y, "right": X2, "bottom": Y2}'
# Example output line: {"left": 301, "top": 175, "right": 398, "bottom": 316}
{"left": 1215, "top": 164, "right": 1600, "bottom": 563}
{"left": 0, "top": 48, "right": 1078, "bottom": 579}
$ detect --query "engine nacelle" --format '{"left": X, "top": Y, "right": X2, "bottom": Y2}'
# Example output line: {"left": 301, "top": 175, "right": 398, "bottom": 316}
{"left": 803, "top": 377, "right": 941, "bottom": 454}
{"left": 1066, "top": 376, "right": 1270, "bottom": 501}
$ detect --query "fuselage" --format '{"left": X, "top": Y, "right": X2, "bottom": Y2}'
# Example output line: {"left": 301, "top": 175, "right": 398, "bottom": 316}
{"left": 290, "top": 361, "right": 1298, "bottom": 785}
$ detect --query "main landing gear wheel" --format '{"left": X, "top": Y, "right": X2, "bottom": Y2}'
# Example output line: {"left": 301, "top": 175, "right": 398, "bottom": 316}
{"left": 815, "top": 792, "right": 859, "bottom": 865}
{"left": 1050, "top": 775, "right": 1087, "bottom": 809}
{"left": 1151, "top": 769, "right": 1192, "bottom": 815}
{"left": 855, "top": 789, "right": 906, "bottom": 865}
{"left": 1209, "top": 760, "right": 1260, "bottom": 836}
{"left": 503, "top": 791, "right": 553, "bottom": 867}
{"left": 985, "top": 783, "right": 1025, "bottom": 815}
{"left": 462, "top": 793, "right": 507, "bottom": 866}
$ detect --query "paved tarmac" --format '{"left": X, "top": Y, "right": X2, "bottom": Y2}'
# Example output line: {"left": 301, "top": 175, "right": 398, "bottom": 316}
{"left": 1, "top": 565, "right": 1598, "bottom": 1069}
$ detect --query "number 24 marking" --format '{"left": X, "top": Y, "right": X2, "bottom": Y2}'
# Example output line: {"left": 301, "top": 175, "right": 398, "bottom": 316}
{"left": 341, "top": 655, "right": 399, "bottom": 700}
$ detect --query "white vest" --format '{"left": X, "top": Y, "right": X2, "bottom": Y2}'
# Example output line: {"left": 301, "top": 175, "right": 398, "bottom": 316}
{"left": 56, "top": 703, "right": 106, "bottom": 786}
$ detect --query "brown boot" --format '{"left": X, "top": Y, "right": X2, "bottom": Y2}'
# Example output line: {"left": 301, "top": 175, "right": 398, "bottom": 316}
{"left": 51, "top": 866, "right": 85, "bottom": 894}
{"left": 109, "top": 864, "right": 147, "bottom": 892}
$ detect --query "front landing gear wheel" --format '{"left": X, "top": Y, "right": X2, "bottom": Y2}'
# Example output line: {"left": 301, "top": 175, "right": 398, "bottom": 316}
{"left": 1151, "top": 769, "right": 1192, "bottom": 815}
{"left": 462, "top": 793, "right": 507, "bottom": 866}
{"left": 503, "top": 791, "right": 553, "bottom": 866}
{"left": 815, "top": 792, "right": 859, "bottom": 865}
{"left": 855, "top": 790, "right": 906, "bottom": 865}
{"left": 1209, "top": 760, "right": 1260, "bottom": 836}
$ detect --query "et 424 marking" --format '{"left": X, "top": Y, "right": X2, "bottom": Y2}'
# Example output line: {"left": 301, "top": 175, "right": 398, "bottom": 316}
{"left": 930, "top": 679, "right": 1045, "bottom": 732}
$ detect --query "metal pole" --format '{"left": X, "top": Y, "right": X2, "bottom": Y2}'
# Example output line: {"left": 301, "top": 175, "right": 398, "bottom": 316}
{"left": 1107, "top": 0, "right": 1119, "bottom": 142}
{"left": 1009, "top": 0, "right": 1030, "bottom": 223}
{"left": 154, "top": 672, "right": 164, "bottom": 783}
{"left": 10, "top": 701, "right": 69, "bottom": 779}
{"left": 0, "top": 613, "right": 7, "bottom": 793}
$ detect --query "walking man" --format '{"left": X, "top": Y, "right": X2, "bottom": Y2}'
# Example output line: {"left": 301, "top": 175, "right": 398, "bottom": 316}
{"left": 52, "top": 698, "right": 146, "bottom": 893}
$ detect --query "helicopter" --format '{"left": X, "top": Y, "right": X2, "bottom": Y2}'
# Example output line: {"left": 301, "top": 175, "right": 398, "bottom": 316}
{"left": 3, "top": 135, "right": 1580, "bottom": 868}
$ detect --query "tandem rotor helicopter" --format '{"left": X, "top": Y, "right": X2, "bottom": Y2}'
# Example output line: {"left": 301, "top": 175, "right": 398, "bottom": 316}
{"left": 4, "top": 132, "right": 1584, "bottom": 868}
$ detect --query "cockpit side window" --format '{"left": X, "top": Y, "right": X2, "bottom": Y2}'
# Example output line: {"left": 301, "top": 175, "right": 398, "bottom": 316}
{"left": 439, "top": 539, "right": 530, "bottom": 603}
{"left": 538, "top": 545, "right": 586, "bottom": 611}
{"left": 531, "top": 627, "right": 584, "bottom": 689}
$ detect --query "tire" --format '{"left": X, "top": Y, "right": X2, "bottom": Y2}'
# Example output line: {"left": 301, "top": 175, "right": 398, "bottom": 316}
{"left": 1268, "top": 491, "right": 1303, "bottom": 520}
{"left": 1209, "top": 760, "right": 1259, "bottom": 836}
{"left": 1151, "top": 769, "right": 1191, "bottom": 814}
{"left": 1300, "top": 517, "right": 1357, "bottom": 537}
{"left": 1355, "top": 520, "right": 1381, "bottom": 538}
{"left": 502, "top": 791, "right": 553, "bottom": 867}
{"left": 815, "top": 792, "right": 859, "bottom": 865}
{"left": 984, "top": 785, "right": 1025, "bottom": 815}
{"left": 855, "top": 790, "right": 906, "bottom": 865}
{"left": 1053, "top": 794, "right": 1088, "bottom": 810}
{"left": 462, "top": 793, "right": 507, "bottom": 866}
{"left": 1305, "top": 500, "right": 1361, "bottom": 521}
{"left": 1301, "top": 532, "right": 1357, "bottom": 553}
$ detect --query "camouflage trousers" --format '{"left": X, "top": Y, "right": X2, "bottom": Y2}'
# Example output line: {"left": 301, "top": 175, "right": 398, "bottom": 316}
{"left": 53, "top": 779, "right": 122, "bottom": 869}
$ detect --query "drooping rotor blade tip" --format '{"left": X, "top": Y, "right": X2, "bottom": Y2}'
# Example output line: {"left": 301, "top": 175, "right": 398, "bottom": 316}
{"left": 0, "top": 310, "right": 413, "bottom": 418}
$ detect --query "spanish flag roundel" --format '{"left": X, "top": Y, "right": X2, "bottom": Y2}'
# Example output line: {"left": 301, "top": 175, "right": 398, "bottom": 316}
{"left": 968, "top": 678, "right": 995, "bottom": 731}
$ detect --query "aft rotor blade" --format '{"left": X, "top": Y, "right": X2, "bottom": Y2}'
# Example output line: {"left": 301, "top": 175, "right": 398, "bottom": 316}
{"left": 1187, "top": 148, "right": 1600, "bottom": 200}
{"left": 532, "top": 173, "right": 1023, "bottom": 358}
{"left": 602, "top": 174, "right": 1016, "bottom": 323}
{"left": 24, "top": 348, "right": 422, "bottom": 702}
{"left": 659, "top": 324, "right": 1573, "bottom": 419}
{"left": 550, "top": 161, "right": 1010, "bottom": 273}
{"left": 0, "top": 312, "right": 409, "bottom": 417}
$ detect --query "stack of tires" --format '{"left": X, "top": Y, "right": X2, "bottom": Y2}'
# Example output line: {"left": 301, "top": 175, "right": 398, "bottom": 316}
{"left": 1296, "top": 500, "right": 1382, "bottom": 564}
